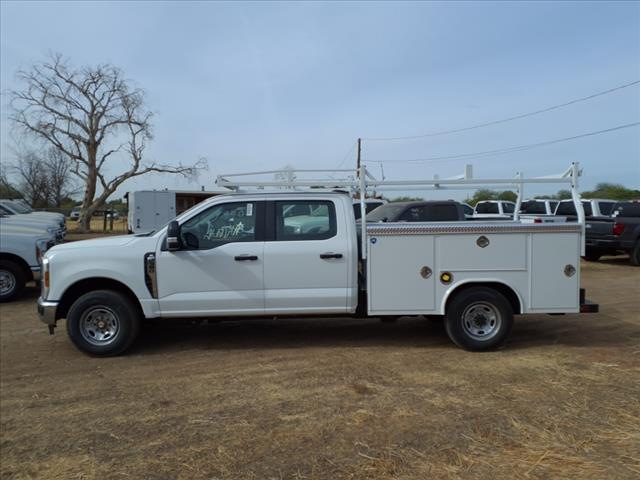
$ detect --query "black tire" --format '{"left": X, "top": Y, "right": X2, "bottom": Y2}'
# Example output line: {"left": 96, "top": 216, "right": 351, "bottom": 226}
{"left": 0, "top": 260, "right": 26, "bottom": 302}
{"left": 66, "top": 290, "right": 141, "bottom": 356}
{"left": 630, "top": 242, "right": 640, "bottom": 266}
{"left": 445, "top": 287, "right": 513, "bottom": 351}
{"left": 582, "top": 250, "right": 601, "bottom": 262}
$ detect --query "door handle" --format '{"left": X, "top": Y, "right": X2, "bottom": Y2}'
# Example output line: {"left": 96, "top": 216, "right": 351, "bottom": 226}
{"left": 320, "top": 252, "right": 343, "bottom": 259}
{"left": 234, "top": 255, "right": 258, "bottom": 261}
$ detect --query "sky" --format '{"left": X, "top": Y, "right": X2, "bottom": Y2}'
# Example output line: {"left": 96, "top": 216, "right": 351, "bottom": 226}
{"left": 1, "top": 0, "right": 639, "bottom": 201}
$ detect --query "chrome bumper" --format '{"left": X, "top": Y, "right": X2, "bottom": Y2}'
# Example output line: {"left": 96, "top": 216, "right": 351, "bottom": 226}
{"left": 37, "top": 297, "right": 58, "bottom": 326}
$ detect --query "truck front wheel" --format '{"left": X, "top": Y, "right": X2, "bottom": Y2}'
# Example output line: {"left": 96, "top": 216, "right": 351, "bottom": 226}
{"left": 0, "top": 260, "right": 26, "bottom": 302}
{"left": 66, "top": 290, "right": 141, "bottom": 356}
{"left": 445, "top": 287, "right": 513, "bottom": 351}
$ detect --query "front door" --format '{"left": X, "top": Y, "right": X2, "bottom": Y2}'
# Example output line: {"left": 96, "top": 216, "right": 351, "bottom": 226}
{"left": 263, "top": 199, "right": 350, "bottom": 314}
{"left": 156, "top": 200, "right": 265, "bottom": 317}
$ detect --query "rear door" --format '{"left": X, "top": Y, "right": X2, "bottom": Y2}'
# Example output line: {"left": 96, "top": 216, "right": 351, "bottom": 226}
{"left": 263, "top": 198, "right": 350, "bottom": 314}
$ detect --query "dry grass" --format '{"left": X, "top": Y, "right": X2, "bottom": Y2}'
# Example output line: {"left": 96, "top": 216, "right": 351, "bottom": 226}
{"left": 1, "top": 257, "right": 639, "bottom": 479}
{"left": 66, "top": 218, "right": 129, "bottom": 235}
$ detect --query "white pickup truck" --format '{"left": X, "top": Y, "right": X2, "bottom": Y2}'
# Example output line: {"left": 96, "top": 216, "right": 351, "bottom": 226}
{"left": 1, "top": 225, "right": 54, "bottom": 301}
{"left": 38, "top": 164, "right": 598, "bottom": 356}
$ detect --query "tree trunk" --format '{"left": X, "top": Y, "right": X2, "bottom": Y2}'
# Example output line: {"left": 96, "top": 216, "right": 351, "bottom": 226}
{"left": 78, "top": 145, "right": 98, "bottom": 232}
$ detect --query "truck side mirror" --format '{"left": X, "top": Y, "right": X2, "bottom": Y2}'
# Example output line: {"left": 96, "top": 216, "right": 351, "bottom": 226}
{"left": 166, "top": 221, "right": 181, "bottom": 251}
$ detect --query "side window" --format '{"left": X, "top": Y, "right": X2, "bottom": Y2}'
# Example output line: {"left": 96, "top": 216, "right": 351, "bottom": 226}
{"left": 503, "top": 203, "right": 515, "bottom": 214}
{"left": 598, "top": 202, "right": 614, "bottom": 215}
{"left": 180, "top": 202, "right": 257, "bottom": 249}
{"left": 275, "top": 200, "right": 336, "bottom": 241}
{"left": 429, "top": 205, "right": 460, "bottom": 221}
{"left": 581, "top": 201, "right": 593, "bottom": 216}
{"left": 399, "top": 206, "right": 426, "bottom": 221}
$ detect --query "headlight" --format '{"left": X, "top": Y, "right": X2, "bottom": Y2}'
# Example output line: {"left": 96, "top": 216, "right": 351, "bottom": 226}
{"left": 41, "top": 256, "right": 50, "bottom": 299}
{"left": 36, "top": 238, "right": 49, "bottom": 262}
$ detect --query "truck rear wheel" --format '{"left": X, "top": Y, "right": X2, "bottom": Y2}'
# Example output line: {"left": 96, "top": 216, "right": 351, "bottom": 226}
{"left": 66, "top": 290, "right": 140, "bottom": 356}
{"left": 445, "top": 287, "right": 513, "bottom": 351}
{"left": 0, "top": 260, "right": 26, "bottom": 302}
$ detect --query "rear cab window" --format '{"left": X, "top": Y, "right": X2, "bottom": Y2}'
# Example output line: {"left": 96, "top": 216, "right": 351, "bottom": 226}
{"left": 475, "top": 202, "right": 499, "bottom": 214}
{"left": 275, "top": 200, "right": 337, "bottom": 240}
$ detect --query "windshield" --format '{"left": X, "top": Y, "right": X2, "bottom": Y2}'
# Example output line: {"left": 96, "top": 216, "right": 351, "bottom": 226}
{"left": 365, "top": 203, "right": 406, "bottom": 222}
{"left": 8, "top": 202, "right": 31, "bottom": 214}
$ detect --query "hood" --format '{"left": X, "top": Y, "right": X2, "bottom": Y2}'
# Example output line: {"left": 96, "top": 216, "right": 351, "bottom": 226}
{"left": 48, "top": 234, "right": 138, "bottom": 252}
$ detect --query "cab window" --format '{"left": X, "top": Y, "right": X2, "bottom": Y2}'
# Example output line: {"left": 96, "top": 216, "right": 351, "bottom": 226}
{"left": 180, "top": 202, "right": 257, "bottom": 249}
{"left": 275, "top": 200, "right": 336, "bottom": 240}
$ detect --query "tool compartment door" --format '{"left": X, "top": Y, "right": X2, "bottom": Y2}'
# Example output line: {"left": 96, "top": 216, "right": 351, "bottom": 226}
{"left": 530, "top": 232, "right": 580, "bottom": 311}
{"left": 367, "top": 234, "right": 436, "bottom": 314}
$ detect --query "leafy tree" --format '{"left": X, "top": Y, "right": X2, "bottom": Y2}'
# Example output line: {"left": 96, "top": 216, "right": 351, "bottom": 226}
{"left": 581, "top": 183, "right": 640, "bottom": 200}
{"left": 464, "top": 189, "right": 517, "bottom": 206}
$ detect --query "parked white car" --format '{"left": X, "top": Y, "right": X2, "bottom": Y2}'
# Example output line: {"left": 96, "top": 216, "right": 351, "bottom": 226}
{"left": 38, "top": 163, "right": 598, "bottom": 356}
{"left": 1, "top": 225, "right": 53, "bottom": 301}
{"left": 473, "top": 200, "right": 516, "bottom": 218}
{"left": 0, "top": 199, "right": 66, "bottom": 227}
{"left": 0, "top": 214, "right": 64, "bottom": 243}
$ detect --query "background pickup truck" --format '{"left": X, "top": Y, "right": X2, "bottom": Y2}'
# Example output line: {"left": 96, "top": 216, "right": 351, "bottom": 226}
{"left": 585, "top": 202, "right": 640, "bottom": 265}
{"left": 363, "top": 200, "right": 466, "bottom": 223}
{"left": 38, "top": 187, "right": 598, "bottom": 357}
{"left": 1, "top": 225, "right": 53, "bottom": 301}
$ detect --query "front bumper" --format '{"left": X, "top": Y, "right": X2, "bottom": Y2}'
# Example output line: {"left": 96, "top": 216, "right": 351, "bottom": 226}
{"left": 37, "top": 297, "right": 58, "bottom": 326}
{"left": 31, "top": 267, "right": 41, "bottom": 281}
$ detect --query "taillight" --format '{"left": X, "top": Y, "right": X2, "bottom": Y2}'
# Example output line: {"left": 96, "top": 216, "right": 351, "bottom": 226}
{"left": 534, "top": 217, "right": 542, "bottom": 224}
{"left": 613, "top": 222, "right": 625, "bottom": 236}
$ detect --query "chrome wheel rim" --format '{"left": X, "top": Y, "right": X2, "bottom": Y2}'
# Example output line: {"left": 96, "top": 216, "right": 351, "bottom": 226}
{"left": 0, "top": 269, "right": 16, "bottom": 296}
{"left": 461, "top": 302, "right": 502, "bottom": 340}
{"left": 80, "top": 306, "right": 120, "bottom": 346}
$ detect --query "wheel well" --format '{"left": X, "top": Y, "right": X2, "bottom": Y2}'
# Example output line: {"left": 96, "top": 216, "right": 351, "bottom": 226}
{"left": 56, "top": 277, "right": 143, "bottom": 320}
{"left": 445, "top": 282, "right": 522, "bottom": 314}
{"left": 0, "top": 253, "right": 33, "bottom": 282}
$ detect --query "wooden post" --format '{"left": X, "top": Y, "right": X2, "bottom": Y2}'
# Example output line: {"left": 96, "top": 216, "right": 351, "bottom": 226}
{"left": 102, "top": 211, "right": 107, "bottom": 231}
{"left": 109, "top": 210, "right": 114, "bottom": 231}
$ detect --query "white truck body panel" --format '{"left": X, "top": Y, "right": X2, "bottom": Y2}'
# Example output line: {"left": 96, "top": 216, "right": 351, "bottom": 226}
{"left": 366, "top": 222, "right": 581, "bottom": 315}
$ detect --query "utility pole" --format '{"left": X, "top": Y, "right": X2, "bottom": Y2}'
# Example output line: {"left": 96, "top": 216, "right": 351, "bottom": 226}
{"left": 356, "top": 137, "right": 362, "bottom": 198}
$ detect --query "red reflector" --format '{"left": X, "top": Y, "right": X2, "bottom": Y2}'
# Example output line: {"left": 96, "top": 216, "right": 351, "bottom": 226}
{"left": 613, "top": 222, "right": 625, "bottom": 236}
{"left": 534, "top": 217, "right": 542, "bottom": 224}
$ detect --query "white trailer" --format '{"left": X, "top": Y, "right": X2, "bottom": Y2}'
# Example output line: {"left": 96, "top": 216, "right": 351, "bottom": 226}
{"left": 126, "top": 188, "right": 230, "bottom": 233}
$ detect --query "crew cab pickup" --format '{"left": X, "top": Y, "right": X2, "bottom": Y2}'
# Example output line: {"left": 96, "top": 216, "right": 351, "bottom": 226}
{"left": 38, "top": 167, "right": 599, "bottom": 357}
{"left": 473, "top": 200, "right": 516, "bottom": 218}
{"left": 585, "top": 202, "right": 640, "bottom": 264}
{"left": 554, "top": 198, "right": 617, "bottom": 218}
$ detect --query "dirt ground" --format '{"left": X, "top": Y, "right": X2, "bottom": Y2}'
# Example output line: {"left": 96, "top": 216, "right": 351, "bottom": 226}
{"left": 1, "top": 258, "right": 639, "bottom": 480}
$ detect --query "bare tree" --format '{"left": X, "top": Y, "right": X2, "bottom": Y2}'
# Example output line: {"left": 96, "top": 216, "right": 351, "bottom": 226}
{"left": 9, "top": 53, "right": 206, "bottom": 231}
{"left": 12, "top": 149, "right": 49, "bottom": 207}
{"left": 44, "top": 147, "right": 79, "bottom": 207}
{"left": 274, "top": 164, "right": 297, "bottom": 189}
